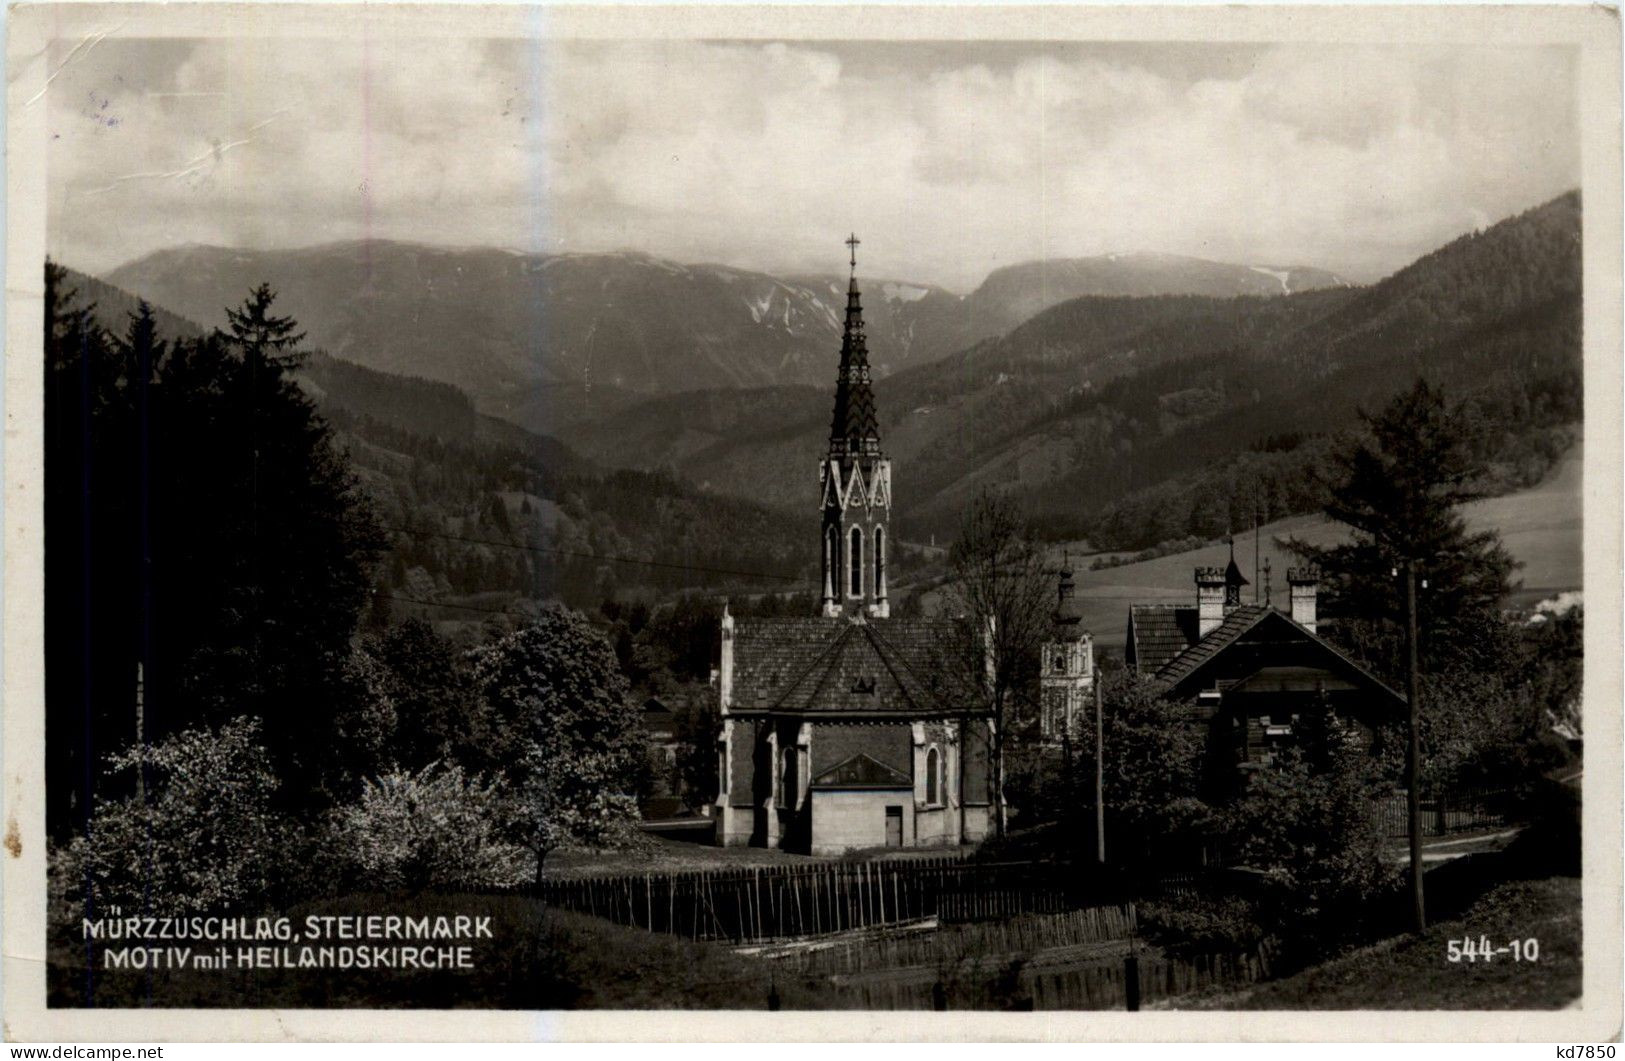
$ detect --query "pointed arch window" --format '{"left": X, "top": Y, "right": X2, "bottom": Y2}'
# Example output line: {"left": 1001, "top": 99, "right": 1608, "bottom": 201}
{"left": 826, "top": 526, "right": 839, "bottom": 593}
{"left": 779, "top": 742, "right": 797, "bottom": 809}
{"left": 926, "top": 747, "right": 940, "bottom": 804}
{"left": 849, "top": 526, "right": 863, "bottom": 597}
{"left": 873, "top": 526, "right": 886, "bottom": 597}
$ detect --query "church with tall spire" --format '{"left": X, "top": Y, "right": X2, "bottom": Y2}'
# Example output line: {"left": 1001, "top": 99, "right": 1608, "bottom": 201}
{"left": 712, "top": 237, "right": 993, "bottom": 854}
{"left": 820, "top": 234, "right": 891, "bottom": 619}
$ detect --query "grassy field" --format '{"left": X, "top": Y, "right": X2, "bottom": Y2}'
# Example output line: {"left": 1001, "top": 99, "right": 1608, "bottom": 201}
{"left": 1176, "top": 875, "right": 1582, "bottom": 1010}
{"left": 1062, "top": 443, "right": 1582, "bottom": 653}
{"left": 544, "top": 833, "right": 979, "bottom": 878}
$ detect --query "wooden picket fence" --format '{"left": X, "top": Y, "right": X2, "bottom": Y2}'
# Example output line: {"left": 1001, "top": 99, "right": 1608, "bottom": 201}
{"left": 835, "top": 942, "right": 1275, "bottom": 1010}
{"left": 753, "top": 905, "right": 1140, "bottom": 979}
{"left": 534, "top": 857, "right": 1196, "bottom": 943}
{"left": 1035, "top": 947, "right": 1272, "bottom": 1010}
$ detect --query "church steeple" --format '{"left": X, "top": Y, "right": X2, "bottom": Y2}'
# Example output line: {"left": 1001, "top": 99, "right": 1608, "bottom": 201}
{"left": 828, "top": 233, "right": 882, "bottom": 458}
{"left": 820, "top": 234, "right": 890, "bottom": 619}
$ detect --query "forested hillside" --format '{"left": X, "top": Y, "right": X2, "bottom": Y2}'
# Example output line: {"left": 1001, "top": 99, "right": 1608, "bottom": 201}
{"left": 103, "top": 240, "right": 1346, "bottom": 440}
{"left": 558, "top": 192, "right": 1582, "bottom": 551}
{"left": 61, "top": 267, "right": 812, "bottom": 618}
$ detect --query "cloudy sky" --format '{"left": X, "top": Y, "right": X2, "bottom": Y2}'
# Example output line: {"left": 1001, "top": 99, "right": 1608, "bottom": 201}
{"left": 48, "top": 34, "right": 1578, "bottom": 291}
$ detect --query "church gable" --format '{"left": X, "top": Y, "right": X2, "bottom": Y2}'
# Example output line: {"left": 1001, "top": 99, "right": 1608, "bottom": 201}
{"left": 811, "top": 752, "right": 912, "bottom": 789}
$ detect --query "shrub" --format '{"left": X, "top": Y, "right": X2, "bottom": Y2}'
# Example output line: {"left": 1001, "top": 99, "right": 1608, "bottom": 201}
{"left": 50, "top": 717, "right": 289, "bottom": 922}
{"left": 1140, "top": 894, "right": 1267, "bottom": 958}
{"left": 320, "top": 762, "right": 532, "bottom": 892}
{"left": 1222, "top": 710, "right": 1398, "bottom": 959}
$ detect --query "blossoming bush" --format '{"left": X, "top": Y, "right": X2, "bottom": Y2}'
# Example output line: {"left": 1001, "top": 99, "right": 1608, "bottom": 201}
{"left": 319, "top": 762, "right": 533, "bottom": 891}
{"left": 49, "top": 716, "right": 289, "bottom": 922}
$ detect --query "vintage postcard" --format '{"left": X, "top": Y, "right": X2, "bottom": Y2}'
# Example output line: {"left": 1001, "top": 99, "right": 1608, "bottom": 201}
{"left": 4, "top": 2, "right": 1621, "bottom": 1043}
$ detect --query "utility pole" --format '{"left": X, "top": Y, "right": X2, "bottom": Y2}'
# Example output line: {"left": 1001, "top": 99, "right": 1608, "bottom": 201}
{"left": 1254, "top": 498, "right": 1261, "bottom": 603}
{"left": 1404, "top": 560, "right": 1426, "bottom": 934}
{"left": 135, "top": 661, "right": 146, "bottom": 805}
{"left": 958, "top": 713, "right": 968, "bottom": 847}
{"left": 1094, "top": 668, "right": 1105, "bottom": 864}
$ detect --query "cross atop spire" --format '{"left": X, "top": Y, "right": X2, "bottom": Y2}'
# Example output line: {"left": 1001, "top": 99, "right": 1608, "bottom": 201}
{"left": 828, "top": 235, "right": 880, "bottom": 457}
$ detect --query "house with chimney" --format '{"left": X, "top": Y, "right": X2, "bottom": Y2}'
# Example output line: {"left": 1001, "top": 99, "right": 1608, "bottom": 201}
{"left": 713, "top": 237, "right": 994, "bottom": 855}
{"left": 1125, "top": 553, "right": 1405, "bottom": 773}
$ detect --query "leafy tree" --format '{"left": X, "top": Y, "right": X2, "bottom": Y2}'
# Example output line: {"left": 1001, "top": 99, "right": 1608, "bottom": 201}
{"left": 670, "top": 692, "right": 720, "bottom": 806}
{"left": 466, "top": 607, "right": 648, "bottom": 876}
{"left": 1522, "top": 603, "right": 1584, "bottom": 739}
{"left": 1400, "top": 618, "right": 1578, "bottom": 797}
{"left": 939, "top": 491, "right": 1054, "bottom": 836}
{"left": 368, "top": 618, "right": 477, "bottom": 771}
{"left": 1288, "top": 378, "right": 1519, "bottom": 680}
{"left": 1223, "top": 707, "right": 1396, "bottom": 959}
{"left": 322, "top": 647, "right": 399, "bottom": 785}
{"left": 50, "top": 717, "right": 289, "bottom": 921}
{"left": 1079, "top": 669, "right": 1211, "bottom": 865}
{"left": 631, "top": 595, "right": 721, "bottom": 688}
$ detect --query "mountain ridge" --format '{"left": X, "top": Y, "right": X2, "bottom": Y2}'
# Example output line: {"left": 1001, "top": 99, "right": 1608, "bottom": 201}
{"left": 104, "top": 238, "right": 1350, "bottom": 434}
{"left": 53, "top": 262, "right": 815, "bottom": 610}
{"left": 552, "top": 191, "right": 1582, "bottom": 546}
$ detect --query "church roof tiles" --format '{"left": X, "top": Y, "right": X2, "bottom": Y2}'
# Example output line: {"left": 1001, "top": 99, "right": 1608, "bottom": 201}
{"left": 731, "top": 616, "right": 964, "bottom": 717}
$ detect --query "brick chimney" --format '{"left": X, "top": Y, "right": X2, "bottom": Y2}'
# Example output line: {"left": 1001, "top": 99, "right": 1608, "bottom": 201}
{"left": 1288, "top": 568, "right": 1319, "bottom": 633}
{"left": 1195, "top": 566, "right": 1227, "bottom": 637}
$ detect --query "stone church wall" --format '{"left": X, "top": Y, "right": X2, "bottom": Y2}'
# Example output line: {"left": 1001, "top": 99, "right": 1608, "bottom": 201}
{"left": 809, "top": 789, "right": 913, "bottom": 855}
{"left": 726, "top": 722, "right": 756, "bottom": 809}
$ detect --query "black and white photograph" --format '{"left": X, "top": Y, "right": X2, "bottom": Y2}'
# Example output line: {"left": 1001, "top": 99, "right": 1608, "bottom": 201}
{"left": 3, "top": 2, "right": 1620, "bottom": 1043}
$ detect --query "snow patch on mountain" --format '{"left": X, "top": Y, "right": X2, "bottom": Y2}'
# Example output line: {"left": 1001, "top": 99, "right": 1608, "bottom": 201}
{"left": 744, "top": 291, "right": 774, "bottom": 324}
{"left": 881, "top": 282, "right": 931, "bottom": 303}
{"left": 1249, "top": 266, "right": 1292, "bottom": 293}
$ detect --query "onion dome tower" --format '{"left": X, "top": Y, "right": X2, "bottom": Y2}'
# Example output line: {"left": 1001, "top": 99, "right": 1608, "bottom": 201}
{"left": 820, "top": 234, "right": 891, "bottom": 618}
{"left": 1040, "top": 556, "right": 1094, "bottom": 741}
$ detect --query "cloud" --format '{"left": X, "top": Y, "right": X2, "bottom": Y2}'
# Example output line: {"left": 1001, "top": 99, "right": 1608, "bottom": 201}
{"left": 48, "top": 37, "right": 1578, "bottom": 289}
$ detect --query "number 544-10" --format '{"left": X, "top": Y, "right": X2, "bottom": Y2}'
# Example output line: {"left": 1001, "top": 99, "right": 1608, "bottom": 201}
{"left": 1447, "top": 937, "right": 1540, "bottom": 962}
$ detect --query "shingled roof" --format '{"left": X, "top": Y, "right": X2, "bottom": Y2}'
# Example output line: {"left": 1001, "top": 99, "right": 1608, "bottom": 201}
{"left": 1141, "top": 605, "right": 1407, "bottom": 711}
{"left": 731, "top": 616, "right": 961, "bottom": 716}
{"left": 1152, "top": 604, "right": 1273, "bottom": 687}
{"left": 1127, "top": 605, "right": 1201, "bottom": 676}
